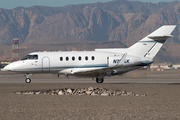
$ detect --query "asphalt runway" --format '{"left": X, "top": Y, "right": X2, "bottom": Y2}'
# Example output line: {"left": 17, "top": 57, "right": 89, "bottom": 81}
{"left": 0, "top": 70, "right": 180, "bottom": 119}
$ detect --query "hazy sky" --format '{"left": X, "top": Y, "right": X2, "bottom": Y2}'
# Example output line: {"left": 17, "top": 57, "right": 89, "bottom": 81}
{"left": 0, "top": 0, "right": 178, "bottom": 9}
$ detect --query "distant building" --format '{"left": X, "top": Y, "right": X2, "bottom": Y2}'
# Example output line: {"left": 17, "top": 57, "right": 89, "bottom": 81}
{"left": 150, "top": 64, "right": 159, "bottom": 69}
{"left": 173, "top": 64, "right": 180, "bottom": 69}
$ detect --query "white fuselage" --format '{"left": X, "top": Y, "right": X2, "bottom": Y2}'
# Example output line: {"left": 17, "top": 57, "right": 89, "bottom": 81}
{"left": 4, "top": 50, "right": 152, "bottom": 78}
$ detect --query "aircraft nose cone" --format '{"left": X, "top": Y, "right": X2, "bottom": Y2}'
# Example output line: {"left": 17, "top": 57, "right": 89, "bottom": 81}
{"left": 4, "top": 64, "right": 13, "bottom": 71}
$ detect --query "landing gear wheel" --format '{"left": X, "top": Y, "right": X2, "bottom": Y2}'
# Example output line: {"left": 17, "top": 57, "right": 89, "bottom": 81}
{"left": 25, "top": 78, "right": 31, "bottom": 83}
{"left": 96, "top": 78, "right": 104, "bottom": 83}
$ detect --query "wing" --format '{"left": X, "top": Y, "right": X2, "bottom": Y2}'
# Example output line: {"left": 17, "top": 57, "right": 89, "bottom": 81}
{"left": 73, "top": 53, "right": 127, "bottom": 77}
{"left": 73, "top": 67, "right": 114, "bottom": 77}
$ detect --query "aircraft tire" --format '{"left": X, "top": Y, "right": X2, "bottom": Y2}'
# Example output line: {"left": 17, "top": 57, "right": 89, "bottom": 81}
{"left": 96, "top": 78, "right": 104, "bottom": 83}
{"left": 25, "top": 78, "right": 31, "bottom": 83}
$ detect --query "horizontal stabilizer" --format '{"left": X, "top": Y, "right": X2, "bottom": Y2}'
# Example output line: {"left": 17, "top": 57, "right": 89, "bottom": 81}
{"left": 147, "top": 25, "right": 176, "bottom": 38}
{"left": 148, "top": 35, "right": 174, "bottom": 39}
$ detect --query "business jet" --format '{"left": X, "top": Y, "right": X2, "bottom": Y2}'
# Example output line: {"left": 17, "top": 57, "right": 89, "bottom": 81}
{"left": 3, "top": 25, "right": 176, "bottom": 83}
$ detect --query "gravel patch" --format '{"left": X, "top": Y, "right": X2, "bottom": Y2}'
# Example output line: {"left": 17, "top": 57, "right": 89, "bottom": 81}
{"left": 13, "top": 87, "right": 147, "bottom": 96}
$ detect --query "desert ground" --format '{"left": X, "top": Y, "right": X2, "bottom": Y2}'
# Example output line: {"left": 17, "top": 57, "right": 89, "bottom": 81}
{"left": 0, "top": 69, "right": 180, "bottom": 120}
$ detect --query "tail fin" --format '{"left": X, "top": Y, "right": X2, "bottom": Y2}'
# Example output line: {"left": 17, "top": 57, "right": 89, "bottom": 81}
{"left": 128, "top": 25, "right": 176, "bottom": 59}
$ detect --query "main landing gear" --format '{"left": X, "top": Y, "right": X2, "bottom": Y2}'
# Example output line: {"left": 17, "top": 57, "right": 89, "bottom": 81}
{"left": 96, "top": 78, "right": 104, "bottom": 83}
{"left": 25, "top": 74, "right": 32, "bottom": 83}
{"left": 25, "top": 78, "right": 31, "bottom": 83}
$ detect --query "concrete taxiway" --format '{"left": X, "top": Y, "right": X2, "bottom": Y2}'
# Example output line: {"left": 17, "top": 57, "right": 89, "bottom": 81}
{"left": 0, "top": 69, "right": 180, "bottom": 120}
{"left": 0, "top": 69, "right": 180, "bottom": 84}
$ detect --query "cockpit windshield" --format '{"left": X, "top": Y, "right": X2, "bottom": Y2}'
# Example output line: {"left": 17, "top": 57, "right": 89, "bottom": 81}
{"left": 21, "top": 55, "right": 38, "bottom": 60}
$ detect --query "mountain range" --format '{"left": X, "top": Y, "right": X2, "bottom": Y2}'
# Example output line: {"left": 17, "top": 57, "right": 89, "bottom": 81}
{"left": 0, "top": 0, "right": 180, "bottom": 63}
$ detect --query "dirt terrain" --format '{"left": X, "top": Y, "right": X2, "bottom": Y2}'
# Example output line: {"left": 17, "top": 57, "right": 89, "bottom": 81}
{"left": 0, "top": 70, "right": 180, "bottom": 120}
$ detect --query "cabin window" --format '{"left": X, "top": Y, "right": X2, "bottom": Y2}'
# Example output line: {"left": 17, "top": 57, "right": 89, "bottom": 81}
{"left": 85, "top": 56, "right": 88, "bottom": 60}
{"left": 78, "top": 56, "right": 81, "bottom": 61}
{"left": 92, "top": 56, "right": 95, "bottom": 60}
{"left": 72, "top": 56, "right": 75, "bottom": 61}
{"left": 60, "top": 57, "right": 63, "bottom": 61}
{"left": 21, "top": 55, "right": 38, "bottom": 60}
{"left": 66, "top": 57, "right": 69, "bottom": 61}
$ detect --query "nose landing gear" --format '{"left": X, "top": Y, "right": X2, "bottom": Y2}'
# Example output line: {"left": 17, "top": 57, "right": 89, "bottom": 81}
{"left": 24, "top": 74, "right": 32, "bottom": 83}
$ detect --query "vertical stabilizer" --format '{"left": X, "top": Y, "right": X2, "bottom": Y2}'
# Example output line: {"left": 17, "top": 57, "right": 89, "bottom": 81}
{"left": 128, "top": 25, "right": 176, "bottom": 59}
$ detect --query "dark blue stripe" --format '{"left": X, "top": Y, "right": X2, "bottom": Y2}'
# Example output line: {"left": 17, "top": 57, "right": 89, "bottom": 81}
{"left": 34, "top": 64, "right": 108, "bottom": 70}
{"left": 136, "top": 62, "right": 153, "bottom": 66}
{"left": 74, "top": 64, "right": 108, "bottom": 68}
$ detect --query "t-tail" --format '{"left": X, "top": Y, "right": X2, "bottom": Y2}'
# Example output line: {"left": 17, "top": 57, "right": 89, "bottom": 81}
{"left": 128, "top": 25, "right": 176, "bottom": 59}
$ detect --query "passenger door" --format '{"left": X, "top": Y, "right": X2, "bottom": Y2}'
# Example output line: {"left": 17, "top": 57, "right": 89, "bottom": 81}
{"left": 42, "top": 57, "right": 50, "bottom": 72}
